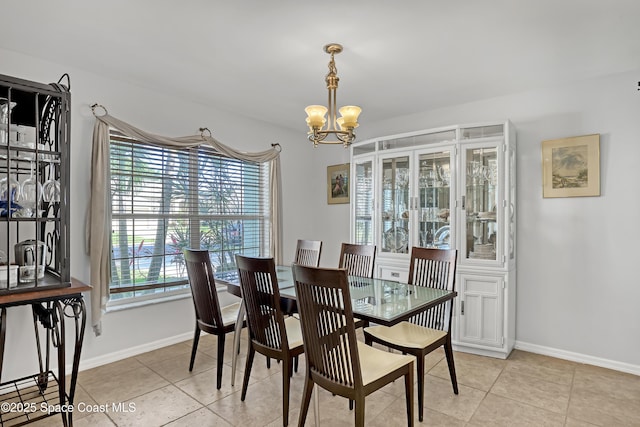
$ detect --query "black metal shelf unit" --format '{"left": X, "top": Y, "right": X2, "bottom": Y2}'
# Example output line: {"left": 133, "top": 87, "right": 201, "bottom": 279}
{"left": 0, "top": 74, "right": 70, "bottom": 294}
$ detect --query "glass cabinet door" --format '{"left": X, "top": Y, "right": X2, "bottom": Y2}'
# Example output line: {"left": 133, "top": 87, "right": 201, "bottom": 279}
{"left": 417, "top": 150, "right": 452, "bottom": 249}
{"left": 353, "top": 159, "right": 374, "bottom": 245}
{"left": 380, "top": 155, "right": 410, "bottom": 254}
{"left": 463, "top": 146, "right": 500, "bottom": 262}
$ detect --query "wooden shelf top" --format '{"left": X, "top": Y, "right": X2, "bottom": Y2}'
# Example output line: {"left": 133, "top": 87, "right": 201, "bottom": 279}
{"left": 0, "top": 277, "right": 91, "bottom": 307}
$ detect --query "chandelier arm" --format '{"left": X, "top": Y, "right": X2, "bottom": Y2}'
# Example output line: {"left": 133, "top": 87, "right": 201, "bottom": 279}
{"left": 336, "top": 130, "right": 355, "bottom": 144}
{"left": 308, "top": 129, "right": 328, "bottom": 144}
{"left": 309, "top": 129, "right": 356, "bottom": 146}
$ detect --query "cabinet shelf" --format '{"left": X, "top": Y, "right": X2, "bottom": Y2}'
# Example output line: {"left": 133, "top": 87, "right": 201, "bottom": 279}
{"left": 0, "top": 272, "right": 68, "bottom": 296}
{"left": 0, "top": 217, "right": 60, "bottom": 223}
{"left": 470, "top": 218, "right": 496, "bottom": 223}
{"left": 419, "top": 185, "right": 450, "bottom": 190}
{"left": 0, "top": 371, "right": 67, "bottom": 426}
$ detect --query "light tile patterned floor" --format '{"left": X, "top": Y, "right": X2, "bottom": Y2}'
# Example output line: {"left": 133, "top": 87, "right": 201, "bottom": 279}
{"left": 28, "top": 330, "right": 640, "bottom": 426}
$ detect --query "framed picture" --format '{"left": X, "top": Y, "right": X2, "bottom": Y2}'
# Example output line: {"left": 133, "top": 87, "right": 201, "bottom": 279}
{"left": 327, "top": 163, "right": 350, "bottom": 204}
{"left": 542, "top": 134, "right": 600, "bottom": 198}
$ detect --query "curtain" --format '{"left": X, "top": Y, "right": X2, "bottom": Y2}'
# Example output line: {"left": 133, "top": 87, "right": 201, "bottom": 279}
{"left": 87, "top": 110, "right": 282, "bottom": 335}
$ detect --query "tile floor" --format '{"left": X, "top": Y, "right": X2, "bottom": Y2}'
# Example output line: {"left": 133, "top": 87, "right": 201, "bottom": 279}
{"left": 28, "top": 330, "right": 640, "bottom": 427}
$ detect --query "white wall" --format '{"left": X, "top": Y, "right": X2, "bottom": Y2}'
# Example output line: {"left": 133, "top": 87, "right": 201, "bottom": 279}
{"left": 280, "top": 138, "right": 351, "bottom": 268}
{"left": 360, "top": 70, "right": 640, "bottom": 372}
{"left": 2, "top": 48, "right": 638, "bottom": 379}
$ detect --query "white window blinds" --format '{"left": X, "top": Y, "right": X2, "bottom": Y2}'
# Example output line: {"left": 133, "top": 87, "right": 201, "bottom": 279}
{"left": 109, "top": 133, "right": 270, "bottom": 301}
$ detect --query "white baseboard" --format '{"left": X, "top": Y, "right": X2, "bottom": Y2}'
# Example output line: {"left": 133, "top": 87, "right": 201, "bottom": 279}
{"left": 72, "top": 334, "right": 640, "bottom": 377}
{"left": 515, "top": 340, "right": 640, "bottom": 376}
{"left": 75, "top": 331, "right": 194, "bottom": 372}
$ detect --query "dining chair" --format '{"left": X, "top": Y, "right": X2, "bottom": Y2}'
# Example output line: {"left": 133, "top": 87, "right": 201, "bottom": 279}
{"left": 363, "top": 247, "right": 458, "bottom": 422}
{"left": 184, "top": 249, "right": 242, "bottom": 390}
{"left": 235, "top": 255, "right": 304, "bottom": 427}
{"left": 292, "top": 263, "right": 415, "bottom": 427}
{"left": 338, "top": 243, "right": 376, "bottom": 330}
{"left": 278, "top": 239, "right": 322, "bottom": 317}
{"left": 294, "top": 239, "right": 322, "bottom": 267}
{"left": 338, "top": 243, "right": 376, "bottom": 278}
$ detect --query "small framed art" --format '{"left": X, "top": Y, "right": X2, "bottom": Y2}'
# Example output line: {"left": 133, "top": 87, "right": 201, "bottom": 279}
{"left": 542, "top": 134, "right": 600, "bottom": 198}
{"left": 327, "top": 163, "right": 350, "bottom": 204}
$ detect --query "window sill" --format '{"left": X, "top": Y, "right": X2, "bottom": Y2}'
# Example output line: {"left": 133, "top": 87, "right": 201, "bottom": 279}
{"left": 106, "top": 285, "right": 230, "bottom": 313}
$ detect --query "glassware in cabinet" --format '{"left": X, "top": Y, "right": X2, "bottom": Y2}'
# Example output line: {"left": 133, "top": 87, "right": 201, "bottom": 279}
{"left": 417, "top": 150, "right": 452, "bottom": 249}
{"left": 464, "top": 146, "right": 499, "bottom": 261}
{"left": 380, "top": 155, "right": 410, "bottom": 254}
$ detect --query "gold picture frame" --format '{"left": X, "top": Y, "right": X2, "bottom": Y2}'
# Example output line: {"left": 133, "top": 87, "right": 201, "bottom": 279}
{"left": 327, "top": 163, "right": 350, "bottom": 204}
{"left": 542, "top": 134, "right": 600, "bottom": 198}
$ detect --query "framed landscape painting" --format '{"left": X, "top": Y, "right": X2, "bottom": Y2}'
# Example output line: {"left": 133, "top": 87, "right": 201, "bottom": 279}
{"left": 327, "top": 163, "right": 350, "bottom": 204}
{"left": 542, "top": 134, "right": 600, "bottom": 198}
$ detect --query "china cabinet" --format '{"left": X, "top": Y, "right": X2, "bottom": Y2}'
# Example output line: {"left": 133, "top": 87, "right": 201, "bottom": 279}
{"left": 350, "top": 121, "right": 516, "bottom": 358}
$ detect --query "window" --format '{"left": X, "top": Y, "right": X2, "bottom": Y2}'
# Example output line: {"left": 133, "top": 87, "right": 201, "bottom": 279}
{"left": 109, "top": 133, "right": 270, "bottom": 302}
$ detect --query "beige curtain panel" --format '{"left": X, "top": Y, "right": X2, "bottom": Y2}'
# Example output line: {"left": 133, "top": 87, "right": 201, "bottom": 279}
{"left": 87, "top": 108, "right": 282, "bottom": 335}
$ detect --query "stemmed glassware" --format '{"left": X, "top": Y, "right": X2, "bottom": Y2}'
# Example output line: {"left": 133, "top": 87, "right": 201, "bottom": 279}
{"left": 487, "top": 162, "right": 498, "bottom": 185}
{"left": 0, "top": 98, "right": 16, "bottom": 146}
{"left": 437, "top": 165, "right": 450, "bottom": 186}
{"left": 19, "top": 162, "right": 42, "bottom": 217}
{"left": 395, "top": 169, "right": 409, "bottom": 188}
{"left": 42, "top": 162, "right": 60, "bottom": 204}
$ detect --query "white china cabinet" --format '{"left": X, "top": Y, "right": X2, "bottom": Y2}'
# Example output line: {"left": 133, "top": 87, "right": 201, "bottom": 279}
{"left": 350, "top": 121, "right": 516, "bottom": 359}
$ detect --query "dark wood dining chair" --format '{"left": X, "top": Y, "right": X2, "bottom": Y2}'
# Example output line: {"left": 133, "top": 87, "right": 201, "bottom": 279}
{"left": 338, "top": 243, "right": 376, "bottom": 330}
{"left": 235, "top": 255, "right": 304, "bottom": 427}
{"left": 277, "top": 239, "right": 322, "bottom": 317}
{"left": 294, "top": 239, "right": 322, "bottom": 267}
{"left": 364, "top": 247, "right": 458, "bottom": 422}
{"left": 338, "top": 243, "right": 376, "bottom": 278}
{"left": 184, "top": 249, "right": 242, "bottom": 390}
{"left": 292, "top": 264, "right": 415, "bottom": 427}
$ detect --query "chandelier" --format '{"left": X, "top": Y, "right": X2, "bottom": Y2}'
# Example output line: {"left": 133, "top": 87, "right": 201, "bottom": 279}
{"left": 305, "top": 43, "right": 362, "bottom": 148}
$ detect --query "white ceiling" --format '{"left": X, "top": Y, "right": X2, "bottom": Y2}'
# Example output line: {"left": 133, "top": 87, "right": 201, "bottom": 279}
{"left": 2, "top": 0, "right": 639, "bottom": 133}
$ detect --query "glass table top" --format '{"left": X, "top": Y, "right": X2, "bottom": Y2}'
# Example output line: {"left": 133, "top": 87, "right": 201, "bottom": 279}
{"left": 215, "top": 265, "right": 455, "bottom": 326}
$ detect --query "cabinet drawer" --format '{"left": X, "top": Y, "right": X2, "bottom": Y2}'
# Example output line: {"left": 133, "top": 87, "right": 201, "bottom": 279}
{"left": 378, "top": 267, "right": 408, "bottom": 283}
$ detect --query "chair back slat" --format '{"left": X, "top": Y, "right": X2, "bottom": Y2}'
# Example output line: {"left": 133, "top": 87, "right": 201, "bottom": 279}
{"left": 292, "top": 264, "right": 362, "bottom": 389}
{"left": 184, "top": 249, "right": 224, "bottom": 330}
{"left": 338, "top": 243, "right": 376, "bottom": 278}
{"left": 236, "top": 255, "right": 288, "bottom": 352}
{"left": 295, "top": 239, "right": 322, "bottom": 267}
{"left": 407, "top": 247, "right": 458, "bottom": 331}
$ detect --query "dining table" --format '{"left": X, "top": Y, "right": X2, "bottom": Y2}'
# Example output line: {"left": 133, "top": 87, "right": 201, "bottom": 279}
{"left": 214, "top": 265, "right": 457, "bottom": 385}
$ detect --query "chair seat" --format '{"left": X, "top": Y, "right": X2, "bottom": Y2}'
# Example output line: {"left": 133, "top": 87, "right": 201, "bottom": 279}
{"left": 221, "top": 302, "right": 243, "bottom": 327}
{"left": 284, "top": 315, "right": 304, "bottom": 349}
{"left": 365, "top": 321, "right": 447, "bottom": 349}
{"left": 356, "top": 341, "right": 413, "bottom": 386}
